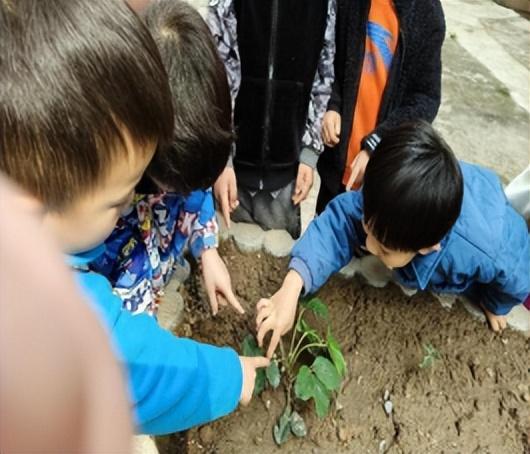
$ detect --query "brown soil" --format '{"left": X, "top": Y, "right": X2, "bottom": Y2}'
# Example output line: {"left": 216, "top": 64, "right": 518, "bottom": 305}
{"left": 157, "top": 240, "right": 530, "bottom": 454}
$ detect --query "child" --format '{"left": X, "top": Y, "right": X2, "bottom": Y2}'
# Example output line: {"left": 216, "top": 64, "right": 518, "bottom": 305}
{"left": 256, "top": 122, "right": 530, "bottom": 357}
{"left": 208, "top": 0, "right": 336, "bottom": 238}
{"left": 91, "top": 0, "right": 243, "bottom": 317}
{"left": 0, "top": 0, "right": 268, "bottom": 435}
{"left": 319, "top": 0, "right": 445, "bottom": 212}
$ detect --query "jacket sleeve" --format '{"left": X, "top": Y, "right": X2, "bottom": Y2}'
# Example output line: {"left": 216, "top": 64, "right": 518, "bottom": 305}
{"left": 363, "top": 1, "right": 445, "bottom": 153}
{"left": 79, "top": 272, "right": 242, "bottom": 435}
{"left": 289, "top": 191, "right": 366, "bottom": 294}
{"left": 184, "top": 189, "right": 219, "bottom": 259}
{"left": 207, "top": 0, "right": 241, "bottom": 105}
{"left": 326, "top": 0, "right": 345, "bottom": 114}
{"left": 300, "top": 0, "right": 337, "bottom": 168}
{"left": 473, "top": 216, "right": 530, "bottom": 316}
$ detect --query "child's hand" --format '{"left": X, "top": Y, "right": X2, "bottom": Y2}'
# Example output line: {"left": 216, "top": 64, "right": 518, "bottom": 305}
{"left": 256, "top": 270, "right": 304, "bottom": 358}
{"left": 201, "top": 248, "right": 245, "bottom": 315}
{"left": 481, "top": 304, "right": 508, "bottom": 332}
{"left": 214, "top": 166, "right": 239, "bottom": 228}
{"left": 239, "top": 356, "right": 270, "bottom": 405}
{"left": 292, "top": 163, "right": 314, "bottom": 205}
{"left": 345, "top": 149, "right": 370, "bottom": 191}
{"left": 322, "top": 111, "right": 341, "bottom": 147}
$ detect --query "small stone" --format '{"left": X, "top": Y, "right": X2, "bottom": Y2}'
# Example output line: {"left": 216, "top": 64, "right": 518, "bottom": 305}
{"left": 198, "top": 425, "right": 215, "bottom": 446}
{"left": 501, "top": 338, "right": 508, "bottom": 345}
{"left": 383, "top": 390, "right": 390, "bottom": 401}
{"left": 517, "top": 384, "right": 528, "bottom": 393}
{"left": 384, "top": 400, "right": 393, "bottom": 416}
{"left": 379, "top": 440, "right": 387, "bottom": 453}
{"left": 263, "top": 229, "right": 295, "bottom": 257}
{"left": 337, "top": 425, "right": 352, "bottom": 442}
{"left": 265, "top": 399, "right": 271, "bottom": 410}
{"left": 335, "top": 400, "right": 344, "bottom": 411}
{"left": 180, "top": 323, "right": 192, "bottom": 337}
{"left": 485, "top": 367, "right": 494, "bottom": 378}
{"left": 522, "top": 392, "right": 530, "bottom": 402}
{"left": 231, "top": 222, "right": 265, "bottom": 252}
{"left": 253, "top": 436, "right": 263, "bottom": 445}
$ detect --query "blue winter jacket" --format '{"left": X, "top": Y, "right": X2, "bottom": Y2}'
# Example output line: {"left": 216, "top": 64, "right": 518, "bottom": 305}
{"left": 68, "top": 245, "right": 242, "bottom": 435}
{"left": 290, "top": 162, "right": 530, "bottom": 315}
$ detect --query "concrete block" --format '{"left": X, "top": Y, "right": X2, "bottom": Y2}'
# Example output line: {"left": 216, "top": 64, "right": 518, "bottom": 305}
{"left": 132, "top": 435, "right": 159, "bottom": 454}
{"left": 263, "top": 229, "right": 295, "bottom": 257}
{"left": 231, "top": 222, "right": 265, "bottom": 253}
{"left": 157, "top": 279, "right": 184, "bottom": 332}
{"left": 358, "top": 255, "right": 392, "bottom": 288}
{"left": 506, "top": 304, "right": 530, "bottom": 334}
{"left": 339, "top": 259, "right": 359, "bottom": 278}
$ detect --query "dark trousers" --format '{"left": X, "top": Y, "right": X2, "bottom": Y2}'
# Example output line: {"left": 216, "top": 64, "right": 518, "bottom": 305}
{"left": 316, "top": 182, "right": 346, "bottom": 215}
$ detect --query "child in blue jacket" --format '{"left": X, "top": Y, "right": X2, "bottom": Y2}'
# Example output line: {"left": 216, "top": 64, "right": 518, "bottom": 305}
{"left": 0, "top": 0, "right": 268, "bottom": 434}
{"left": 256, "top": 121, "right": 530, "bottom": 357}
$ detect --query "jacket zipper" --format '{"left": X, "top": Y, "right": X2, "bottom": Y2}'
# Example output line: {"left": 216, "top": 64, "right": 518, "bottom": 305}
{"left": 260, "top": 0, "right": 279, "bottom": 190}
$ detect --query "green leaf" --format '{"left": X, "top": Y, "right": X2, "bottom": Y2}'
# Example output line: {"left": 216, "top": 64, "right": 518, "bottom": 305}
{"left": 294, "top": 365, "right": 316, "bottom": 401}
{"left": 266, "top": 360, "right": 281, "bottom": 389}
{"left": 273, "top": 409, "right": 291, "bottom": 445}
{"left": 242, "top": 334, "right": 263, "bottom": 357}
{"left": 312, "top": 356, "right": 341, "bottom": 391}
{"left": 313, "top": 377, "right": 331, "bottom": 418}
{"left": 290, "top": 411, "right": 307, "bottom": 437}
{"left": 254, "top": 368, "right": 266, "bottom": 395}
{"left": 302, "top": 298, "right": 329, "bottom": 320}
{"left": 327, "top": 331, "right": 346, "bottom": 377}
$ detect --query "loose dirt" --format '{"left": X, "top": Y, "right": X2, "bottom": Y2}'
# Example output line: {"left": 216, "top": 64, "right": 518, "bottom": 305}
{"left": 157, "top": 240, "right": 530, "bottom": 454}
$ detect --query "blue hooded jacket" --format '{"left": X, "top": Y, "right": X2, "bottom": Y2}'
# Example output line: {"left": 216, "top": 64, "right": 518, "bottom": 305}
{"left": 290, "top": 162, "right": 529, "bottom": 315}
{"left": 68, "top": 245, "right": 242, "bottom": 435}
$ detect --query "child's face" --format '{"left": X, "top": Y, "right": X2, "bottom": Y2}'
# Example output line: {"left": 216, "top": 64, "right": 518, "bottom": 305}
{"left": 362, "top": 220, "right": 440, "bottom": 269}
{"left": 43, "top": 133, "right": 155, "bottom": 254}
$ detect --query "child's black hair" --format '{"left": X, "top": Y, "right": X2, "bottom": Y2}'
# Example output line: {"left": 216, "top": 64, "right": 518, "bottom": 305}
{"left": 363, "top": 121, "right": 463, "bottom": 251}
{"left": 143, "top": 0, "right": 233, "bottom": 194}
{"left": 0, "top": 0, "right": 173, "bottom": 211}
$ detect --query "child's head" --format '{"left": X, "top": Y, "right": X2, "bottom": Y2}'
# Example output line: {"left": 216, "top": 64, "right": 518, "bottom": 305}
{"left": 0, "top": 0, "right": 173, "bottom": 253}
{"left": 142, "top": 0, "right": 232, "bottom": 194}
{"left": 362, "top": 121, "right": 463, "bottom": 269}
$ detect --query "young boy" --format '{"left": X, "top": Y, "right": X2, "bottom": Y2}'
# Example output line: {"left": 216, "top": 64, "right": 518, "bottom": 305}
{"left": 208, "top": 0, "right": 336, "bottom": 238}
{"left": 319, "top": 0, "right": 445, "bottom": 211}
{"left": 256, "top": 122, "right": 530, "bottom": 357}
{"left": 91, "top": 0, "right": 243, "bottom": 317}
{"left": 0, "top": 0, "right": 267, "bottom": 435}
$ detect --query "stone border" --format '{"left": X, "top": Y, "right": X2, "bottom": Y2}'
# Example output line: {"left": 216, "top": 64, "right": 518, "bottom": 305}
{"left": 218, "top": 214, "right": 529, "bottom": 334}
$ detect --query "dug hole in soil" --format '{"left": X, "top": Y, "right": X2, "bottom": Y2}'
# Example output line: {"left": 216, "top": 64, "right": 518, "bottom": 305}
{"left": 157, "top": 240, "right": 530, "bottom": 454}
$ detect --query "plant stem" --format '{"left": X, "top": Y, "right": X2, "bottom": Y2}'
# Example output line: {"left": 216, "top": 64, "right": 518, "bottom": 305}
{"left": 290, "top": 342, "right": 327, "bottom": 367}
{"left": 289, "top": 331, "right": 310, "bottom": 367}
{"left": 289, "top": 307, "right": 306, "bottom": 355}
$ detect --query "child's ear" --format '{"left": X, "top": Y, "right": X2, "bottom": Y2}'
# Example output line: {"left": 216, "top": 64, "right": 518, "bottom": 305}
{"left": 418, "top": 243, "right": 442, "bottom": 255}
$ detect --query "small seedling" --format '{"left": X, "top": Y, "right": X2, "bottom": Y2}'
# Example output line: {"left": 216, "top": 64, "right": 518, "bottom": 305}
{"left": 242, "top": 297, "right": 346, "bottom": 445}
{"left": 419, "top": 343, "right": 441, "bottom": 369}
